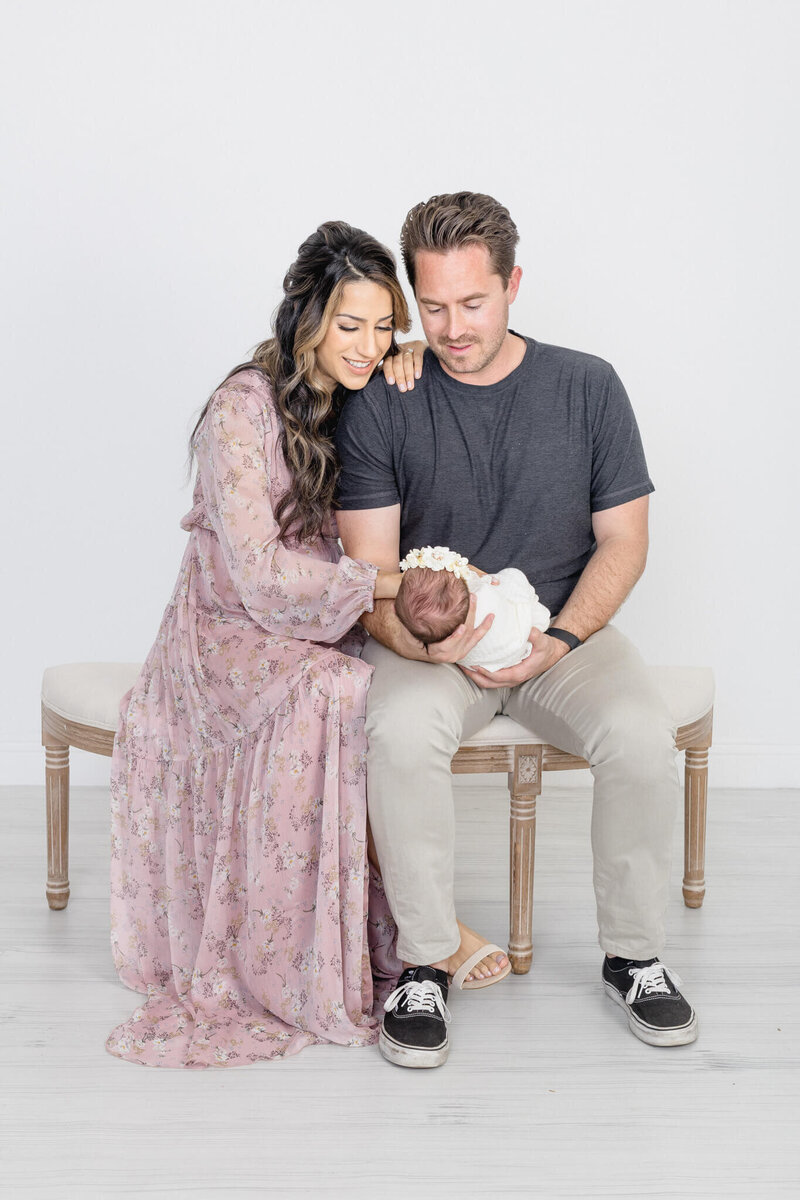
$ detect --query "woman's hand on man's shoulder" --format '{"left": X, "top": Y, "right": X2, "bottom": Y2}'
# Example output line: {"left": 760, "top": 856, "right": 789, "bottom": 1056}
{"left": 381, "top": 341, "right": 427, "bottom": 392}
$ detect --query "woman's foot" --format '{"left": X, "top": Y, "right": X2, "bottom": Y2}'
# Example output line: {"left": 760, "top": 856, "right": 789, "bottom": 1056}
{"left": 446, "top": 920, "right": 510, "bottom": 984}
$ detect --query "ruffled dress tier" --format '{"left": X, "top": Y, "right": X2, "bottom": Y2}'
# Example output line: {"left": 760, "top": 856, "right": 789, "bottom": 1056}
{"left": 107, "top": 369, "right": 399, "bottom": 1068}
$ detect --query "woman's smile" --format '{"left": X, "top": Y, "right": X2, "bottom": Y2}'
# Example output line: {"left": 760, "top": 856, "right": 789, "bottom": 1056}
{"left": 342, "top": 356, "right": 375, "bottom": 374}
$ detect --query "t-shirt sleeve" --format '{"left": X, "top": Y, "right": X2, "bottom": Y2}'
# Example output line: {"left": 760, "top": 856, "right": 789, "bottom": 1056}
{"left": 590, "top": 364, "right": 655, "bottom": 512}
{"left": 335, "top": 385, "right": 400, "bottom": 510}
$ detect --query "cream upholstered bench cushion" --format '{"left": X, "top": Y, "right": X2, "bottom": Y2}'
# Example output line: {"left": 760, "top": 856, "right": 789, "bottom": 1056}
{"left": 40, "top": 662, "right": 715, "bottom": 741}
{"left": 41, "top": 662, "right": 143, "bottom": 731}
{"left": 461, "top": 665, "right": 715, "bottom": 748}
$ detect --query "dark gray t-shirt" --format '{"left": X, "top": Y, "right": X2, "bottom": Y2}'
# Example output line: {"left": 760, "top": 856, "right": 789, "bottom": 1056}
{"left": 335, "top": 334, "right": 654, "bottom": 614}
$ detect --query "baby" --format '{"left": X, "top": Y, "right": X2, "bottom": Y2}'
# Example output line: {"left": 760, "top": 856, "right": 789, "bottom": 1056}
{"left": 395, "top": 546, "right": 551, "bottom": 673}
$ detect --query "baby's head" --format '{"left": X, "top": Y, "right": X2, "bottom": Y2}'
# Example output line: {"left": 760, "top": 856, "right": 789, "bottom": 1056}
{"left": 395, "top": 547, "right": 471, "bottom": 649}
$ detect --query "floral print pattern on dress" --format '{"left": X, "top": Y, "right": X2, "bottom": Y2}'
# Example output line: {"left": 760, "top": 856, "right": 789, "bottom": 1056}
{"left": 107, "top": 371, "right": 400, "bottom": 1068}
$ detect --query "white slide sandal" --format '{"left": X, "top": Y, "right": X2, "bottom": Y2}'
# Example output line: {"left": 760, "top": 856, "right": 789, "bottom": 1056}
{"left": 451, "top": 944, "right": 513, "bottom": 991}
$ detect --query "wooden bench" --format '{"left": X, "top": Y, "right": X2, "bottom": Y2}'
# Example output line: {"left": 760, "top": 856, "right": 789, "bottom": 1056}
{"left": 42, "top": 662, "right": 714, "bottom": 975}
{"left": 452, "top": 666, "right": 714, "bottom": 973}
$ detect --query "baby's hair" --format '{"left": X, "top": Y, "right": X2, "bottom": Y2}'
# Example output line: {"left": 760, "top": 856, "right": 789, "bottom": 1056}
{"left": 395, "top": 567, "right": 470, "bottom": 648}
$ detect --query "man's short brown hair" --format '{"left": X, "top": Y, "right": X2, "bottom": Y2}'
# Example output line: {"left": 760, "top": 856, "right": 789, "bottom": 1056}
{"left": 400, "top": 191, "right": 519, "bottom": 293}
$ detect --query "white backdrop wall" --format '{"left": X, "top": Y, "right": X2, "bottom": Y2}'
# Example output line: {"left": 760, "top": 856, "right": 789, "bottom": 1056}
{"left": 2, "top": 0, "right": 797, "bottom": 786}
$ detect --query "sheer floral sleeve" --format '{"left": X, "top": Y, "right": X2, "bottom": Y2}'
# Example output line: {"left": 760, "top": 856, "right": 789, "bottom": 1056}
{"left": 194, "top": 377, "right": 377, "bottom": 642}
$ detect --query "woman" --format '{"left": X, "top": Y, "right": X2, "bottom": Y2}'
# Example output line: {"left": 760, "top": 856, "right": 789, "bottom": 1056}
{"left": 106, "top": 221, "right": 501, "bottom": 1070}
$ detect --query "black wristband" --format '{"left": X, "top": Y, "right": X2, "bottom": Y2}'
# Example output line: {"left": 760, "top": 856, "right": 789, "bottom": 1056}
{"left": 546, "top": 627, "right": 582, "bottom": 652}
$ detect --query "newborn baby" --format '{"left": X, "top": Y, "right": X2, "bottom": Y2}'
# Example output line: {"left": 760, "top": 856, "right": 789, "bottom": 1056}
{"left": 395, "top": 546, "right": 551, "bottom": 673}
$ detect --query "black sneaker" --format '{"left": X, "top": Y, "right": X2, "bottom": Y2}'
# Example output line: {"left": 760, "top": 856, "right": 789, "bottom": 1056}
{"left": 602, "top": 956, "right": 698, "bottom": 1046}
{"left": 379, "top": 966, "right": 451, "bottom": 1068}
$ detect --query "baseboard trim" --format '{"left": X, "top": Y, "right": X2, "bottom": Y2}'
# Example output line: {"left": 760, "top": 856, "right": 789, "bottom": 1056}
{"left": 2, "top": 740, "right": 799, "bottom": 789}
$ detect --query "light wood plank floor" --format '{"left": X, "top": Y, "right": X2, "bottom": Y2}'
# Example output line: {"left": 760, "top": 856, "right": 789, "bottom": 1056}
{"left": 1, "top": 781, "right": 798, "bottom": 1199}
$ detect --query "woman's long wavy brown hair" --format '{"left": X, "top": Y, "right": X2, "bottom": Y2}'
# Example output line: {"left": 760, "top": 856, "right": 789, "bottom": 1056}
{"left": 189, "top": 221, "right": 410, "bottom": 544}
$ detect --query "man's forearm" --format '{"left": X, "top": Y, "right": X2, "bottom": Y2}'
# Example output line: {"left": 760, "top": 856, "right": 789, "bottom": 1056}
{"left": 553, "top": 535, "right": 648, "bottom": 642}
{"left": 360, "top": 599, "right": 432, "bottom": 661}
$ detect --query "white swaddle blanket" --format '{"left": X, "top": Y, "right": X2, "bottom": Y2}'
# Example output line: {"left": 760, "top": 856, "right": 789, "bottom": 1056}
{"left": 458, "top": 568, "right": 551, "bottom": 673}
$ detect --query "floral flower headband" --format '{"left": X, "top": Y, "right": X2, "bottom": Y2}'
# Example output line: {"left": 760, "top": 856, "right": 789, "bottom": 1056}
{"left": 399, "top": 545, "right": 470, "bottom": 580}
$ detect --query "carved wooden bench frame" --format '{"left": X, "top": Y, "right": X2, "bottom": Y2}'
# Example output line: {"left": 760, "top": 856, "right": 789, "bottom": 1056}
{"left": 43, "top": 700, "right": 713, "bottom": 977}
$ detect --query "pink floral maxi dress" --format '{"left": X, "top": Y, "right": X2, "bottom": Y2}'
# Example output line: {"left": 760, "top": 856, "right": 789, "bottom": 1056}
{"left": 107, "top": 370, "right": 399, "bottom": 1068}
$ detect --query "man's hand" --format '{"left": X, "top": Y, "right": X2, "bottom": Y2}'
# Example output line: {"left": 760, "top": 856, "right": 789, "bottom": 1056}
{"left": 460, "top": 627, "right": 569, "bottom": 689}
{"left": 422, "top": 594, "right": 495, "bottom": 664}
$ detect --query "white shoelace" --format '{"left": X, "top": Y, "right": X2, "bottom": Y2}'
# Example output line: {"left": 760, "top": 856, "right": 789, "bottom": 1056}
{"left": 625, "top": 962, "right": 682, "bottom": 1004}
{"left": 383, "top": 979, "right": 452, "bottom": 1023}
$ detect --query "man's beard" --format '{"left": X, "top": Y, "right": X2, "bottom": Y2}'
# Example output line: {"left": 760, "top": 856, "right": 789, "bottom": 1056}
{"left": 436, "top": 323, "right": 508, "bottom": 376}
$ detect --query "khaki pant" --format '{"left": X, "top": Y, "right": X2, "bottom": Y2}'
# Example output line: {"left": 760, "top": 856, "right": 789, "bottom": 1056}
{"left": 362, "top": 625, "right": 680, "bottom": 965}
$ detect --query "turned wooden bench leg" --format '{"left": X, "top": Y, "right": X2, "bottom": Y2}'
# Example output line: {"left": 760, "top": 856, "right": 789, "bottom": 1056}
{"left": 44, "top": 733, "right": 71, "bottom": 910}
{"left": 508, "top": 744, "right": 542, "bottom": 975}
{"left": 683, "top": 742, "right": 710, "bottom": 908}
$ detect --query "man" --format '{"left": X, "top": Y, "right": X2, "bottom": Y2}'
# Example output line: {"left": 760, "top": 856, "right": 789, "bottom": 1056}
{"left": 336, "top": 191, "right": 697, "bottom": 1069}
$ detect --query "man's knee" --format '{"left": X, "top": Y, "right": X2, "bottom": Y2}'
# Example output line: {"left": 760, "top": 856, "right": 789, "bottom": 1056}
{"left": 589, "top": 692, "right": 677, "bottom": 775}
{"left": 365, "top": 688, "right": 462, "bottom": 768}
